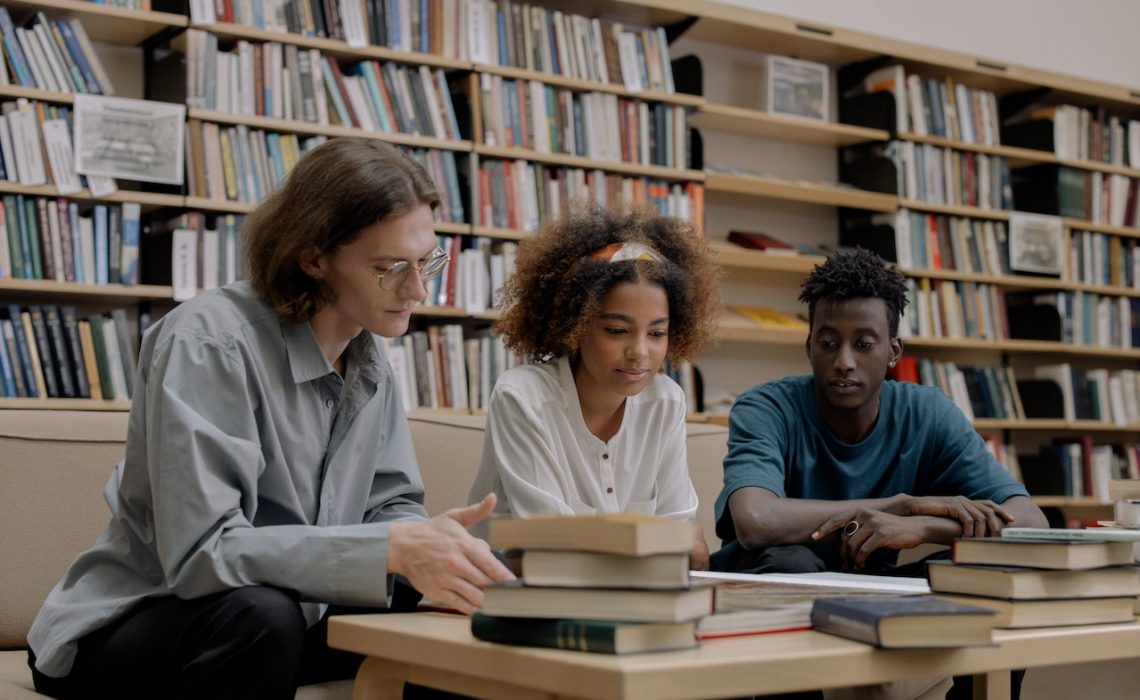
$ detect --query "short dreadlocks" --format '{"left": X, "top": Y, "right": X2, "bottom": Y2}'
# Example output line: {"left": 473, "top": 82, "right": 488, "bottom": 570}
{"left": 798, "top": 248, "right": 909, "bottom": 337}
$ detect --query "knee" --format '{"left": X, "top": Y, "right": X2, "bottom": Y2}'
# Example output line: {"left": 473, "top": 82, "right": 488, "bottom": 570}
{"left": 210, "top": 586, "right": 306, "bottom": 648}
{"left": 761, "top": 545, "right": 828, "bottom": 573}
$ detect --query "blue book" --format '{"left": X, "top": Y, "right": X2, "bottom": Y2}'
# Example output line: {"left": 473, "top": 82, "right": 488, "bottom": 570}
{"left": 20, "top": 197, "right": 41, "bottom": 280}
{"left": 811, "top": 596, "right": 994, "bottom": 649}
{"left": 0, "top": 8, "right": 32, "bottom": 86}
{"left": 93, "top": 204, "right": 108, "bottom": 285}
{"left": 6, "top": 305, "right": 36, "bottom": 396}
{"left": 119, "top": 202, "right": 140, "bottom": 285}
{"left": 495, "top": 8, "right": 508, "bottom": 65}
{"left": 68, "top": 201, "right": 82, "bottom": 283}
{"left": 419, "top": 0, "right": 428, "bottom": 51}
{"left": 356, "top": 64, "right": 392, "bottom": 133}
{"left": 265, "top": 133, "right": 286, "bottom": 185}
{"left": 0, "top": 317, "right": 16, "bottom": 396}
{"left": 55, "top": 20, "right": 101, "bottom": 94}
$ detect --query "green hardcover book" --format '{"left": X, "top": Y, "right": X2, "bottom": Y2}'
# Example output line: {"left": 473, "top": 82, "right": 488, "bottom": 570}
{"left": 470, "top": 613, "right": 696, "bottom": 654}
{"left": 23, "top": 197, "right": 42, "bottom": 280}
{"left": 2, "top": 196, "right": 23, "bottom": 279}
{"left": 87, "top": 314, "right": 115, "bottom": 400}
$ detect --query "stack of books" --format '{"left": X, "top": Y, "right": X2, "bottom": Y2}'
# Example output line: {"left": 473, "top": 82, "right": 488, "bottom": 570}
{"left": 473, "top": 514, "right": 710, "bottom": 654}
{"left": 927, "top": 534, "right": 1140, "bottom": 628}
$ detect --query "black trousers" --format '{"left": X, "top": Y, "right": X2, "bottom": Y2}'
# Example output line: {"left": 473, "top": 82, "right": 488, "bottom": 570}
{"left": 29, "top": 582, "right": 461, "bottom": 700}
{"left": 711, "top": 543, "right": 1025, "bottom": 700}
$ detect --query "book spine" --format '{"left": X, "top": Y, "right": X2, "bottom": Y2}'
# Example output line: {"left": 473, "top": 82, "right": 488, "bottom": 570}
{"left": 470, "top": 613, "right": 622, "bottom": 654}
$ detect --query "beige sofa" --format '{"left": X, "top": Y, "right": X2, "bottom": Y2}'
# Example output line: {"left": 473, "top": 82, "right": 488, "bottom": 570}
{"left": 0, "top": 409, "right": 729, "bottom": 699}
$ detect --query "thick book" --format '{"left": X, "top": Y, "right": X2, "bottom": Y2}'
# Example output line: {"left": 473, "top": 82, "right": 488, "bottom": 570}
{"left": 470, "top": 613, "right": 697, "bottom": 654}
{"left": 953, "top": 537, "right": 1134, "bottom": 570}
{"left": 931, "top": 594, "right": 1137, "bottom": 629}
{"left": 488, "top": 514, "right": 694, "bottom": 556}
{"left": 811, "top": 595, "right": 995, "bottom": 648}
{"left": 520, "top": 550, "right": 689, "bottom": 589}
{"left": 927, "top": 561, "right": 1140, "bottom": 600}
{"left": 696, "top": 600, "right": 813, "bottom": 640}
{"left": 481, "top": 581, "right": 714, "bottom": 623}
{"left": 726, "top": 230, "right": 797, "bottom": 256}
{"left": 1000, "top": 527, "right": 1140, "bottom": 543}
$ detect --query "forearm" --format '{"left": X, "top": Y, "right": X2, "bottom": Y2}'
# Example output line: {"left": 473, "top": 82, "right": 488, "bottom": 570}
{"left": 730, "top": 489, "right": 904, "bottom": 549}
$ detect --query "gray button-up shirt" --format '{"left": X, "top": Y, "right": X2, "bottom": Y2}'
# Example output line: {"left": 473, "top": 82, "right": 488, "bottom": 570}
{"left": 29, "top": 282, "right": 428, "bottom": 678}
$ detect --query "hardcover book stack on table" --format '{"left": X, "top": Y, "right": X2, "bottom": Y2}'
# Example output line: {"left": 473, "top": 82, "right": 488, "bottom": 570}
{"left": 927, "top": 532, "right": 1140, "bottom": 628}
{"left": 472, "top": 514, "right": 711, "bottom": 654}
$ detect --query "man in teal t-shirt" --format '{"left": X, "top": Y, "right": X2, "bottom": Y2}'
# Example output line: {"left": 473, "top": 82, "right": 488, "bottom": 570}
{"left": 712, "top": 249, "right": 1048, "bottom": 575}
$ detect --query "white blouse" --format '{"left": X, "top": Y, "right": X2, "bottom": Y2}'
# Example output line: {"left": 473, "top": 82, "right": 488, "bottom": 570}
{"left": 469, "top": 356, "right": 698, "bottom": 527}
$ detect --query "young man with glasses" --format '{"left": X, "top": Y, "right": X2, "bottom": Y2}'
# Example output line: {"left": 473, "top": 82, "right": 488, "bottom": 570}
{"left": 27, "top": 139, "right": 513, "bottom": 700}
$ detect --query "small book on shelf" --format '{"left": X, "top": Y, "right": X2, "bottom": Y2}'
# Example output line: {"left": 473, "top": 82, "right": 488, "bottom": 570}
{"left": 930, "top": 594, "right": 1137, "bottom": 629}
{"left": 470, "top": 613, "right": 697, "bottom": 654}
{"left": 480, "top": 581, "right": 714, "bottom": 623}
{"left": 730, "top": 307, "right": 808, "bottom": 330}
{"left": 488, "top": 514, "right": 694, "bottom": 556}
{"left": 953, "top": 537, "right": 1134, "bottom": 570}
{"left": 810, "top": 595, "right": 996, "bottom": 649}
{"left": 726, "top": 230, "right": 798, "bottom": 255}
{"left": 927, "top": 561, "right": 1140, "bottom": 600}
{"left": 520, "top": 550, "right": 689, "bottom": 589}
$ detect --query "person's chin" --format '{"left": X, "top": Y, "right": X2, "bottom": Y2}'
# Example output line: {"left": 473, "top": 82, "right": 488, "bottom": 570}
{"left": 824, "top": 388, "right": 869, "bottom": 410}
{"left": 371, "top": 316, "right": 411, "bottom": 338}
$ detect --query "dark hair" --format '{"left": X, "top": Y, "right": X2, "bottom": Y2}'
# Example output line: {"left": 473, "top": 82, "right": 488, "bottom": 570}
{"left": 494, "top": 204, "right": 721, "bottom": 363}
{"left": 243, "top": 139, "right": 440, "bottom": 323}
{"left": 799, "top": 248, "right": 909, "bottom": 337}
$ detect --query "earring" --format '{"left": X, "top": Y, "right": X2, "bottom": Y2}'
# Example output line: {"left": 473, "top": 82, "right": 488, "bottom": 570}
{"left": 888, "top": 360, "right": 896, "bottom": 367}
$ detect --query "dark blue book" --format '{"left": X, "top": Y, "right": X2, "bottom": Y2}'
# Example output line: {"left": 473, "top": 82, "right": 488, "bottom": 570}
{"left": 811, "top": 595, "right": 995, "bottom": 648}
{"left": 6, "top": 305, "right": 37, "bottom": 397}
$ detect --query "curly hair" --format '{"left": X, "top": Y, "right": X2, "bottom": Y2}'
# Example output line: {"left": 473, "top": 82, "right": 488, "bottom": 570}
{"left": 799, "top": 248, "right": 909, "bottom": 337}
{"left": 495, "top": 205, "right": 721, "bottom": 363}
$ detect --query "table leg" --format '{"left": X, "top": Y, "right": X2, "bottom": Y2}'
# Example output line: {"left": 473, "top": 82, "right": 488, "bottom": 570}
{"left": 353, "top": 657, "right": 408, "bottom": 700}
{"left": 973, "top": 670, "right": 1011, "bottom": 700}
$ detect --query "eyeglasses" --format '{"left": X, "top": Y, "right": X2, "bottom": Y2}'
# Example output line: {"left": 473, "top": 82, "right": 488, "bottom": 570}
{"left": 371, "top": 247, "right": 450, "bottom": 291}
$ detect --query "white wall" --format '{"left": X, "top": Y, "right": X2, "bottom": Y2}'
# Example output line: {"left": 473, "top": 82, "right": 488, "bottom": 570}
{"left": 714, "top": 0, "right": 1140, "bottom": 90}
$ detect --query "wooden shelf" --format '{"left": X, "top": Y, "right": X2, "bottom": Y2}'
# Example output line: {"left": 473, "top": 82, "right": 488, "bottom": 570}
{"left": 973, "top": 418, "right": 1140, "bottom": 432}
{"left": 710, "top": 244, "right": 820, "bottom": 274}
{"left": 188, "top": 109, "right": 473, "bottom": 152}
{"left": 474, "top": 63, "right": 705, "bottom": 107}
{"left": 715, "top": 316, "right": 805, "bottom": 344}
{"left": 4, "top": 0, "right": 186, "bottom": 44}
{"left": 183, "top": 196, "right": 254, "bottom": 214}
{"left": 475, "top": 145, "right": 705, "bottom": 181}
{"left": 902, "top": 335, "right": 1140, "bottom": 359}
{"left": 471, "top": 226, "right": 530, "bottom": 241}
{"left": 692, "top": 104, "right": 888, "bottom": 146}
{"left": 0, "top": 397, "right": 132, "bottom": 410}
{"left": 0, "top": 182, "right": 184, "bottom": 210}
{"left": 1064, "top": 219, "right": 1140, "bottom": 240}
{"left": 197, "top": 22, "right": 470, "bottom": 70}
{"left": 706, "top": 172, "right": 898, "bottom": 212}
{"left": 433, "top": 222, "right": 472, "bottom": 235}
{"left": 413, "top": 306, "right": 500, "bottom": 321}
{"left": 0, "top": 279, "right": 174, "bottom": 302}
{"left": 1032, "top": 496, "right": 1112, "bottom": 508}
{"left": 899, "top": 200, "right": 1012, "bottom": 220}
{"left": 897, "top": 133, "right": 1058, "bottom": 166}
{"left": 0, "top": 85, "right": 76, "bottom": 104}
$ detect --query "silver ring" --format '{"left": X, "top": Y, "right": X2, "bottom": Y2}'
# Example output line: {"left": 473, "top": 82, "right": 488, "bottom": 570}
{"left": 843, "top": 520, "right": 861, "bottom": 537}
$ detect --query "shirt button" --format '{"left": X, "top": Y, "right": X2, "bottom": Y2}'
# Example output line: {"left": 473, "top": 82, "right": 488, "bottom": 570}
{"left": 325, "top": 399, "right": 335, "bottom": 409}
{"left": 602, "top": 453, "right": 609, "bottom": 460}
{"left": 606, "top": 487, "right": 614, "bottom": 494}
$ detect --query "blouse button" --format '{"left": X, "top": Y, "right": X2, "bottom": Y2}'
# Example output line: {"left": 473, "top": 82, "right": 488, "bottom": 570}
{"left": 606, "top": 487, "right": 614, "bottom": 494}
{"left": 325, "top": 398, "right": 335, "bottom": 409}
{"left": 602, "top": 453, "right": 609, "bottom": 460}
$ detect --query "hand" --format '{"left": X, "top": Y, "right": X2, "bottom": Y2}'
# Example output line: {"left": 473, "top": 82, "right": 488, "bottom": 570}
{"left": 689, "top": 523, "right": 710, "bottom": 572}
{"left": 812, "top": 509, "right": 929, "bottom": 571}
{"left": 387, "top": 493, "right": 516, "bottom": 614}
{"left": 892, "top": 495, "right": 1013, "bottom": 538}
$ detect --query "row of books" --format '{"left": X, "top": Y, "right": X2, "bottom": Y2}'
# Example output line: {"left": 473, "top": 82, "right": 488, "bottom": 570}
{"left": 478, "top": 74, "right": 690, "bottom": 169}
{"left": 900, "top": 278, "right": 1009, "bottom": 342}
{"left": 382, "top": 325, "right": 521, "bottom": 411}
{"left": 905, "top": 358, "right": 1024, "bottom": 422}
{"left": 0, "top": 196, "right": 142, "bottom": 286}
{"left": 184, "top": 30, "right": 463, "bottom": 142}
{"left": 141, "top": 212, "right": 248, "bottom": 293}
{"left": 475, "top": 159, "right": 703, "bottom": 232}
{"left": 1034, "top": 363, "right": 1140, "bottom": 426}
{"left": 1013, "top": 165, "right": 1140, "bottom": 228}
{"left": 1014, "top": 290, "right": 1139, "bottom": 349}
{"left": 419, "top": 234, "right": 515, "bottom": 315}
{"left": 857, "top": 67, "right": 1002, "bottom": 146}
{"left": 874, "top": 140, "right": 1013, "bottom": 210}
{"left": 1004, "top": 103, "right": 1140, "bottom": 166}
{"left": 0, "top": 8, "right": 115, "bottom": 95}
{"left": 1021, "top": 439, "right": 1140, "bottom": 499}
{"left": 853, "top": 210, "right": 1010, "bottom": 276}
{"left": 1069, "top": 230, "right": 1140, "bottom": 289}
{"left": 981, "top": 435, "right": 1020, "bottom": 482}
{"left": 0, "top": 304, "right": 134, "bottom": 400}
{"left": 192, "top": 0, "right": 678, "bottom": 96}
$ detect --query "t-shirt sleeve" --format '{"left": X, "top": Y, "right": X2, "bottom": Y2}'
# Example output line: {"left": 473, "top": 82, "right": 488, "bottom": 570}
{"left": 923, "top": 391, "right": 1029, "bottom": 502}
{"left": 715, "top": 388, "right": 790, "bottom": 538}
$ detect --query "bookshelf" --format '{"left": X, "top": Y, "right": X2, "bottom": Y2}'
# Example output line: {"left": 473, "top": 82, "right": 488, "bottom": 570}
{"left": 0, "top": 0, "right": 1136, "bottom": 509}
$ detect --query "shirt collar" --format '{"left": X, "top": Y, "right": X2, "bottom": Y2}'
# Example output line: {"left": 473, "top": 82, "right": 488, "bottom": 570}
{"left": 282, "top": 319, "right": 334, "bottom": 384}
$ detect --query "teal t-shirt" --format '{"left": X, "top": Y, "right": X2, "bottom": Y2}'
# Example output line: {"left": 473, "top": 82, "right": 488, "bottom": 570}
{"left": 714, "top": 375, "right": 1028, "bottom": 545}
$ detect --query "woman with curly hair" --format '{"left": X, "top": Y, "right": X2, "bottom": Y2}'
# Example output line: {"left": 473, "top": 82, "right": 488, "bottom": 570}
{"left": 468, "top": 205, "right": 721, "bottom": 569}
